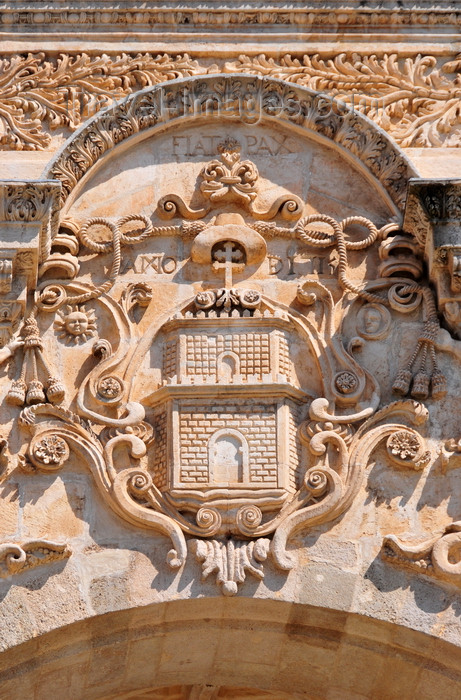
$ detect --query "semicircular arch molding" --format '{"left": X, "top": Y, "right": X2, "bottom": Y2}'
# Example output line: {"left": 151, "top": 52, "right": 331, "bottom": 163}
{"left": 1, "top": 599, "right": 461, "bottom": 699}
{"left": 43, "top": 74, "right": 418, "bottom": 215}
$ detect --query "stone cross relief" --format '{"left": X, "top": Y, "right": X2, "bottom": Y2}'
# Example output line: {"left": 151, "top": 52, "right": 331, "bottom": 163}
{"left": 212, "top": 241, "right": 245, "bottom": 289}
{"left": 1, "top": 138, "right": 461, "bottom": 597}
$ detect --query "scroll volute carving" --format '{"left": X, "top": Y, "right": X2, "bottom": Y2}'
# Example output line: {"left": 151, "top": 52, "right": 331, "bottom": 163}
{"left": 0, "top": 540, "right": 70, "bottom": 578}
{"left": 157, "top": 137, "right": 303, "bottom": 223}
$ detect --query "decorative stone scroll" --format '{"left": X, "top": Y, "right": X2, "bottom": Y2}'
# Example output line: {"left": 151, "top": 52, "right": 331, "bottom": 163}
{"left": 0, "top": 540, "right": 70, "bottom": 578}
{"left": 382, "top": 524, "right": 461, "bottom": 586}
{"left": 382, "top": 431, "right": 461, "bottom": 587}
{"left": 158, "top": 136, "right": 302, "bottom": 222}
{"left": 10, "top": 117, "right": 452, "bottom": 594}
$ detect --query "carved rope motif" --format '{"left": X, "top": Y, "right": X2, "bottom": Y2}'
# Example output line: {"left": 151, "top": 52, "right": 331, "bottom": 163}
{"left": 12, "top": 191, "right": 437, "bottom": 594}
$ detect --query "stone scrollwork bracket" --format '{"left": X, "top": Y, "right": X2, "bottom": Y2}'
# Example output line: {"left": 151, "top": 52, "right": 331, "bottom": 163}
{"left": 270, "top": 399, "right": 429, "bottom": 572}
{"left": 20, "top": 404, "right": 188, "bottom": 569}
{"left": 18, "top": 396, "right": 429, "bottom": 593}
{"left": 382, "top": 522, "right": 461, "bottom": 585}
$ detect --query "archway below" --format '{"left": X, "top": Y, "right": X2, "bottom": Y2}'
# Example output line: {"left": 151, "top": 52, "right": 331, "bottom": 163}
{"left": 1, "top": 598, "right": 461, "bottom": 700}
{"left": 104, "top": 685, "right": 294, "bottom": 699}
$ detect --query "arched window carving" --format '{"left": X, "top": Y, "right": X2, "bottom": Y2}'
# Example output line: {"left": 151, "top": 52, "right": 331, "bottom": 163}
{"left": 208, "top": 428, "right": 249, "bottom": 485}
{"left": 217, "top": 351, "right": 240, "bottom": 383}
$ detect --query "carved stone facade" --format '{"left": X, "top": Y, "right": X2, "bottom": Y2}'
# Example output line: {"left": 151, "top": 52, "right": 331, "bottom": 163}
{"left": 1, "top": 52, "right": 461, "bottom": 151}
{"left": 1, "top": 4, "right": 461, "bottom": 700}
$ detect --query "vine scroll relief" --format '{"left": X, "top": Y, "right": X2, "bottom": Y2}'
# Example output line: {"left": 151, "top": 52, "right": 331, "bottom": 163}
{"left": 0, "top": 52, "right": 460, "bottom": 151}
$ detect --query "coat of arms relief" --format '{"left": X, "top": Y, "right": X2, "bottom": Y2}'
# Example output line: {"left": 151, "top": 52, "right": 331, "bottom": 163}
{"left": 1, "top": 108, "right": 457, "bottom": 593}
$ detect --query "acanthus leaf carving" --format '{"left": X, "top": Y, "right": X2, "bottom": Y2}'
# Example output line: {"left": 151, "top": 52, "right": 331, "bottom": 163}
{"left": 192, "top": 538, "right": 271, "bottom": 596}
{"left": 0, "top": 52, "right": 202, "bottom": 151}
{"left": 225, "top": 52, "right": 461, "bottom": 149}
{"left": 0, "top": 52, "right": 460, "bottom": 152}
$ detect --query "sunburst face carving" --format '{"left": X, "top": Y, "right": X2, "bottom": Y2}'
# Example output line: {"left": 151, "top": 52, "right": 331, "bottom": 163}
{"left": 54, "top": 305, "right": 97, "bottom": 345}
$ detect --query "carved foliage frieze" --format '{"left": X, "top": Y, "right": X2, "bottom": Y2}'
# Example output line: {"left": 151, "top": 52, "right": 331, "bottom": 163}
{"left": 1, "top": 52, "right": 460, "bottom": 152}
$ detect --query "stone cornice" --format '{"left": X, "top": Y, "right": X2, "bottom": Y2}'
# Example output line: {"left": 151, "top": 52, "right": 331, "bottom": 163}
{"left": 0, "top": 4, "right": 460, "bottom": 35}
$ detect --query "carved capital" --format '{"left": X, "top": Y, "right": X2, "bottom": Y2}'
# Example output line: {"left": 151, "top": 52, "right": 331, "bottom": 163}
{"left": 0, "top": 181, "right": 61, "bottom": 266}
{"left": 404, "top": 179, "right": 461, "bottom": 337}
{"left": 0, "top": 181, "right": 61, "bottom": 348}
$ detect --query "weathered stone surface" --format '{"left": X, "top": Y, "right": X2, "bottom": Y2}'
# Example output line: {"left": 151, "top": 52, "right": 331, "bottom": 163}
{"left": 0, "top": 3, "right": 461, "bottom": 698}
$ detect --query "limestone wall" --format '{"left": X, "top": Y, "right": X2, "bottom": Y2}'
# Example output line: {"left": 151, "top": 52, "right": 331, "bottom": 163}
{"left": 0, "top": 5, "right": 461, "bottom": 699}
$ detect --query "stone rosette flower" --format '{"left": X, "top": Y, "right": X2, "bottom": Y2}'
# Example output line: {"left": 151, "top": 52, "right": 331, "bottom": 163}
{"left": 33, "top": 435, "right": 68, "bottom": 466}
{"left": 98, "top": 376, "right": 123, "bottom": 399}
{"left": 387, "top": 431, "right": 420, "bottom": 461}
{"left": 334, "top": 370, "right": 358, "bottom": 394}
